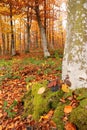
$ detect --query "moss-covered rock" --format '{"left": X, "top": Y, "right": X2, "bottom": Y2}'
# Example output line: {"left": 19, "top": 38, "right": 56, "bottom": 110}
{"left": 22, "top": 80, "right": 64, "bottom": 120}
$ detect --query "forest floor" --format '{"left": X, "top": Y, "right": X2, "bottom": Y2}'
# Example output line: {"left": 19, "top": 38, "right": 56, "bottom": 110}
{"left": 0, "top": 51, "right": 63, "bottom": 130}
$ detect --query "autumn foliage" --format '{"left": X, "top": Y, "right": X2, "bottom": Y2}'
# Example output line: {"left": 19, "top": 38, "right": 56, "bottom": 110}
{"left": 0, "top": 0, "right": 66, "bottom": 56}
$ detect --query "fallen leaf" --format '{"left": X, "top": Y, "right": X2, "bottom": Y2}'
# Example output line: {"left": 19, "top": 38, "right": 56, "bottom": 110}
{"left": 39, "top": 110, "right": 54, "bottom": 121}
{"left": 0, "top": 125, "right": 2, "bottom": 130}
{"left": 0, "top": 113, "right": 3, "bottom": 118}
{"left": 62, "top": 84, "right": 69, "bottom": 92}
{"left": 63, "top": 116, "right": 68, "bottom": 122}
{"left": 40, "top": 115, "right": 49, "bottom": 120}
{"left": 65, "top": 122, "right": 77, "bottom": 130}
{"left": 64, "top": 105, "right": 72, "bottom": 114}
{"left": 49, "top": 120, "right": 56, "bottom": 127}
{"left": 38, "top": 87, "right": 45, "bottom": 94}
{"left": 60, "top": 98, "right": 66, "bottom": 103}
{"left": 47, "top": 110, "right": 54, "bottom": 118}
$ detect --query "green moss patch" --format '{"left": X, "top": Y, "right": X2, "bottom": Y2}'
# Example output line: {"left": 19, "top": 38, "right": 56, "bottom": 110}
{"left": 22, "top": 83, "right": 87, "bottom": 130}
{"left": 22, "top": 80, "right": 64, "bottom": 120}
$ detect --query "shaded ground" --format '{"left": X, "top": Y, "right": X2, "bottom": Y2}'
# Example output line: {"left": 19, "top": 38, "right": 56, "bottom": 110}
{"left": 0, "top": 52, "right": 62, "bottom": 130}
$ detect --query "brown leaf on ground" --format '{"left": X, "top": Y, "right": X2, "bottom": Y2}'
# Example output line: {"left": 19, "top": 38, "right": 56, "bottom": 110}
{"left": 60, "top": 98, "right": 66, "bottom": 103}
{"left": 65, "top": 122, "right": 77, "bottom": 130}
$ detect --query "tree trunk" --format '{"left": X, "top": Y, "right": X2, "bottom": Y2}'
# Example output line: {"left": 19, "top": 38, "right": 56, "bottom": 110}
{"left": 0, "top": 17, "right": 3, "bottom": 55}
{"left": 6, "top": 34, "right": 10, "bottom": 54}
{"left": 10, "top": 4, "right": 15, "bottom": 56}
{"left": 44, "top": 0, "right": 46, "bottom": 34}
{"left": 25, "top": 7, "right": 32, "bottom": 53}
{"left": 62, "top": 0, "right": 87, "bottom": 89}
{"left": 35, "top": 0, "right": 50, "bottom": 57}
{"left": 2, "top": 33, "right": 6, "bottom": 55}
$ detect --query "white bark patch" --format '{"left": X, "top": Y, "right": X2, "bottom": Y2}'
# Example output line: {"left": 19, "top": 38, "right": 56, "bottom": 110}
{"left": 81, "top": 14, "right": 86, "bottom": 17}
{"left": 83, "top": 2, "right": 87, "bottom": 9}
{"left": 77, "top": 1, "right": 80, "bottom": 4}
{"left": 68, "top": 63, "right": 87, "bottom": 89}
{"left": 82, "top": 20, "right": 86, "bottom": 24}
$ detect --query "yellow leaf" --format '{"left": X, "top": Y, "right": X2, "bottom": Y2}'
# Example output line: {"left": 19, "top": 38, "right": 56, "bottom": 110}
{"left": 26, "top": 83, "right": 32, "bottom": 91}
{"left": 62, "top": 84, "right": 69, "bottom": 92}
{"left": 41, "top": 115, "right": 48, "bottom": 120}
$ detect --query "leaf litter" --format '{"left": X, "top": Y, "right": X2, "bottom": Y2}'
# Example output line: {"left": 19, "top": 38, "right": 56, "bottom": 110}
{"left": 0, "top": 54, "right": 80, "bottom": 130}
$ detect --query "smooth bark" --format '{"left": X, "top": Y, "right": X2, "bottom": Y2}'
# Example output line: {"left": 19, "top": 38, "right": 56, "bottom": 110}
{"left": 62, "top": 0, "right": 87, "bottom": 89}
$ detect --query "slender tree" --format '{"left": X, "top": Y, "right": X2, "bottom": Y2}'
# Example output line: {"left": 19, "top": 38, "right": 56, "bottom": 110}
{"left": 62, "top": 0, "right": 87, "bottom": 89}
{"left": 9, "top": 3, "right": 15, "bottom": 55}
{"left": 35, "top": 0, "right": 50, "bottom": 57}
{"left": 25, "top": 6, "right": 32, "bottom": 53}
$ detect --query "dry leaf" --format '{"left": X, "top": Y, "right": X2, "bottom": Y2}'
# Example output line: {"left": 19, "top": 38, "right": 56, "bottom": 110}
{"left": 62, "top": 84, "right": 69, "bottom": 93}
{"left": 49, "top": 120, "right": 56, "bottom": 127}
{"left": 47, "top": 110, "right": 54, "bottom": 118}
{"left": 60, "top": 98, "right": 66, "bottom": 103}
{"left": 40, "top": 110, "right": 54, "bottom": 121}
{"left": 0, "top": 125, "right": 2, "bottom": 130}
{"left": 63, "top": 116, "right": 68, "bottom": 122}
{"left": 38, "top": 87, "right": 45, "bottom": 94}
{"left": 65, "top": 122, "right": 77, "bottom": 130}
{"left": 0, "top": 113, "right": 3, "bottom": 118}
{"left": 40, "top": 115, "right": 49, "bottom": 120}
{"left": 64, "top": 105, "right": 72, "bottom": 113}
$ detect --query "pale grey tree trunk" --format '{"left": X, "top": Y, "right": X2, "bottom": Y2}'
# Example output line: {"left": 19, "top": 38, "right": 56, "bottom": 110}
{"left": 35, "top": 0, "right": 50, "bottom": 57}
{"left": 62, "top": 0, "right": 87, "bottom": 89}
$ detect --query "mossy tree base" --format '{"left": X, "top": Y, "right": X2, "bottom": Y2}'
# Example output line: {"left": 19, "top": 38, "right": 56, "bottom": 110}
{"left": 22, "top": 80, "right": 87, "bottom": 130}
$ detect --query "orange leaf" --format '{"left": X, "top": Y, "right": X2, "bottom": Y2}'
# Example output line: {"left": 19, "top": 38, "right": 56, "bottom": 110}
{"left": 0, "top": 113, "right": 3, "bottom": 118}
{"left": 0, "top": 125, "right": 2, "bottom": 130}
{"left": 64, "top": 105, "right": 72, "bottom": 113}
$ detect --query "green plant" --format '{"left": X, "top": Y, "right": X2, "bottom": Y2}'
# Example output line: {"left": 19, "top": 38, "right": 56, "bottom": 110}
{"left": 54, "top": 50, "right": 60, "bottom": 59}
{"left": 37, "top": 69, "right": 42, "bottom": 75}
{"left": 55, "top": 66, "right": 62, "bottom": 71}
{"left": 12, "top": 75, "right": 21, "bottom": 79}
{"left": 3, "top": 100, "right": 18, "bottom": 118}
{"left": 54, "top": 50, "right": 63, "bottom": 59}
{"left": 25, "top": 76, "right": 35, "bottom": 83}
{"left": 29, "top": 58, "right": 44, "bottom": 65}
{"left": 47, "top": 59, "right": 55, "bottom": 66}
{"left": 20, "top": 58, "right": 31, "bottom": 65}
{"left": 44, "top": 68, "right": 52, "bottom": 75}
{"left": 4, "top": 73, "right": 13, "bottom": 79}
